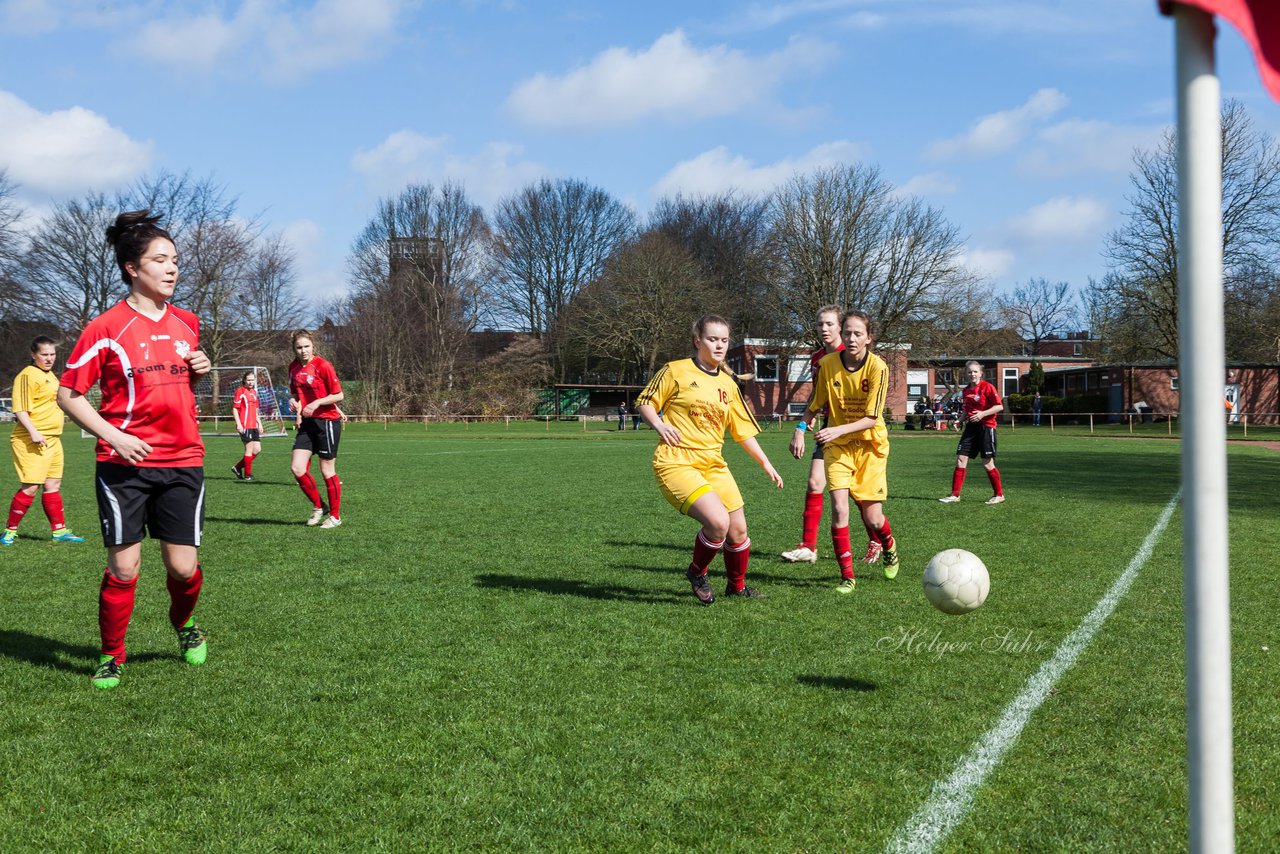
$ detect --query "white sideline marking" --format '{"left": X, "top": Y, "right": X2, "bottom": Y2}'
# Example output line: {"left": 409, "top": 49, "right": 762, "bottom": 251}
{"left": 886, "top": 490, "right": 1182, "bottom": 854}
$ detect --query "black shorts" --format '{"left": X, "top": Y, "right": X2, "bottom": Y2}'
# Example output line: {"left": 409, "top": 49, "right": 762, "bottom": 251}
{"left": 95, "top": 462, "right": 205, "bottom": 547}
{"left": 956, "top": 424, "right": 998, "bottom": 460}
{"left": 293, "top": 417, "right": 342, "bottom": 460}
{"left": 239, "top": 428, "right": 260, "bottom": 444}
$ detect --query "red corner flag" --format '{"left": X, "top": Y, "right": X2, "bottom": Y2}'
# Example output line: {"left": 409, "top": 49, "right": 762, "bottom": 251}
{"left": 1160, "top": 1, "right": 1280, "bottom": 101}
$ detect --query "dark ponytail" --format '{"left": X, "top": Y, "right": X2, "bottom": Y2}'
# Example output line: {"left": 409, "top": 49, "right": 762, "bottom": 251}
{"left": 106, "top": 210, "right": 174, "bottom": 285}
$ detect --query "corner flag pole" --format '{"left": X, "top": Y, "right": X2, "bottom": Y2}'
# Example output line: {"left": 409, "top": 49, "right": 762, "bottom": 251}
{"left": 1173, "top": 7, "right": 1235, "bottom": 852}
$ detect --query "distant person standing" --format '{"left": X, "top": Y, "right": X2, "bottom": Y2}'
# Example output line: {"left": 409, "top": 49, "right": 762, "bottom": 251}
{"left": 288, "top": 329, "right": 345, "bottom": 528}
{"left": 1031, "top": 390, "right": 1043, "bottom": 427}
{"left": 939, "top": 361, "right": 1005, "bottom": 505}
{"left": 617, "top": 401, "right": 627, "bottom": 431}
{"left": 230, "top": 370, "right": 261, "bottom": 481}
{"left": 3, "top": 337, "right": 86, "bottom": 546}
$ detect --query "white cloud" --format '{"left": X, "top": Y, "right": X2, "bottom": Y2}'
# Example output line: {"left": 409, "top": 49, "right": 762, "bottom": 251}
{"left": 351, "top": 131, "right": 548, "bottom": 208}
{"left": 121, "top": 0, "right": 407, "bottom": 81}
{"left": 651, "top": 141, "right": 864, "bottom": 198}
{"left": 281, "top": 218, "right": 348, "bottom": 309}
{"left": 927, "top": 88, "right": 1069, "bottom": 160}
{"left": 1019, "top": 118, "right": 1166, "bottom": 177}
{"left": 0, "top": 90, "right": 151, "bottom": 194}
{"left": 0, "top": 0, "right": 136, "bottom": 35}
{"left": 507, "top": 29, "right": 835, "bottom": 130}
{"left": 957, "top": 247, "right": 1015, "bottom": 280}
{"left": 1007, "top": 195, "right": 1108, "bottom": 245}
{"left": 894, "top": 171, "right": 957, "bottom": 198}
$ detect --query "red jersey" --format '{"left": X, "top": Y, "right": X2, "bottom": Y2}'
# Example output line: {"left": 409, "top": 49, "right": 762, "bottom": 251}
{"left": 961, "top": 380, "right": 1002, "bottom": 428}
{"left": 60, "top": 300, "right": 205, "bottom": 467}
{"left": 290, "top": 356, "right": 342, "bottom": 420}
{"left": 233, "top": 386, "right": 260, "bottom": 430}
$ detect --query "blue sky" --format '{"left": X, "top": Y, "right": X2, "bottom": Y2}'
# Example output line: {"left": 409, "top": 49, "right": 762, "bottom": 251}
{"left": 2, "top": 0, "right": 1277, "bottom": 316}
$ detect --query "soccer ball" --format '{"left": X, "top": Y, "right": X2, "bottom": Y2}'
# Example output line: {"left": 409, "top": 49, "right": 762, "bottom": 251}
{"left": 923, "top": 549, "right": 990, "bottom": 615}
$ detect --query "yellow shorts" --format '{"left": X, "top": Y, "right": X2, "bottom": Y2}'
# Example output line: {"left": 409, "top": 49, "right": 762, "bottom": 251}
{"left": 652, "top": 446, "right": 745, "bottom": 515}
{"left": 824, "top": 442, "right": 887, "bottom": 502}
{"left": 11, "top": 433, "right": 65, "bottom": 484}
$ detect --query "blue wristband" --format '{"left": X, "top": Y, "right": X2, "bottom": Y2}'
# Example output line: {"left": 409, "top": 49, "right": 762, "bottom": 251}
{"left": 796, "top": 421, "right": 808, "bottom": 432}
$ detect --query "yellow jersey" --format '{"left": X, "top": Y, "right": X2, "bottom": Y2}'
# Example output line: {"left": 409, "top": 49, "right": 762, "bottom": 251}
{"left": 637, "top": 358, "right": 760, "bottom": 452}
{"left": 808, "top": 350, "right": 889, "bottom": 456}
{"left": 11, "top": 365, "right": 64, "bottom": 438}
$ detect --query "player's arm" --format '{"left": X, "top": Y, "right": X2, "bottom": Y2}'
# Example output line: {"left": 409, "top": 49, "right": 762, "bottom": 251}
{"left": 738, "top": 435, "right": 784, "bottom": 489}
{"left": 57, "top": 387, "right": 152, "bottom": 464}
{"left": 232, "top": 394, "right": 245, "bottom": 433}
{"left": 301, "top": 390, "right": 344, "bottom": 417}
{"left": 14, "top": 410, "right": 47, "bottom": 447}
{"left": 636, "top": 403, "right": 680, "bottom": 446}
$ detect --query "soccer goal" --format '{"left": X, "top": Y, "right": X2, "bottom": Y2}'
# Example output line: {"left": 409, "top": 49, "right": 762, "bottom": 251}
{"left": 192, "top": 366, "right": 289, "bottom": 437}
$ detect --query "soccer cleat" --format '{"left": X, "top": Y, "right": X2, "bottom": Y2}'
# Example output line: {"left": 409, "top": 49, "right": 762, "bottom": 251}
{"left": 861, "top": 540, "right": 883, "bottom": 564}
{"left": 242, "top": 476, "right": 255, "bottom": 482}
{"left": 1, "top": 528, "right": 16, "bottom": 546}
{"left": 882, "top": 540, "right": 900, "bottom": 580}
{"left": 724, "top": 585, "right": 768, "bottom": 599}
{"left": 985, "top": 495, "right": 1006, "bottom": 505}
{"left": 780, "top": 544, "right": 818, "bottom": 563}
{"left": 306, "top": 504, "right": 329, "bottom": 526}
{"left": 230, "top": 464, "right": 244, "bottom": 481}
{"left": 686, "top": 568, "right": 715, "bottom": 606}
{"left": 177, "top": 620, "right": 207, "bottom": 665}
{"left": 320, "top": 516, "right": 342, "bottom": 529}
{"left": 91, "top": 655, "right": 122, "bottom": 690}
{"left": 52, "top": 530, "right": 85, "bottom": 543}
{"left": 835, "top": 577, "right": 856, "bottom": 594}
{"left": 939, "top": 495, "right": 961, "bottom": 504}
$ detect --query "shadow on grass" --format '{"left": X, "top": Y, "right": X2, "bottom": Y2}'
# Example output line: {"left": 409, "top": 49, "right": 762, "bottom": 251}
{"left": 797, "top": 674, "right": 878, "bottom": 692}
{"left": 0, "top": 631, "right": 173, "bottom": 673}
{"left": 613, "top": 562, "right": 832, "bottom": 588}
{"left": 475, "top": 573, "right": 684, "bottom": 605}
{"left": 204, "top": 516, "right": 299, "bottom": 527}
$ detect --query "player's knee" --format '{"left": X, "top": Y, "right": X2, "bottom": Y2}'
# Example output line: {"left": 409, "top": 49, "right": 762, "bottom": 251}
{"left": 19, "top": 483, "right": 40, "bottom": 496}
{"left": 290, "top": 463, "right": 308, "bottom": 478}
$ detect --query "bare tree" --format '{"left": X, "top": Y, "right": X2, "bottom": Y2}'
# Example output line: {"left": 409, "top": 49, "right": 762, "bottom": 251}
{"left": 236, "top": 233, "right": 307, "bottom": 332}
{"left": 649, "top": 191, "right": 774, "bottom": 338}
{"left": 490, "top": 178, "right": 636, "bottom": 380}
{"left": 0, "top": 170, "right": 27, "bottom": 318}
{"left": 565, "top": 231, "right": 714, "bottom": 383}
{"left": 340, "top": 182, "right": 490, "bottom": 413}
{"left": 768, "top": 163, "right": 979, "bottom": 346}
{"left": 18, "top": 192, "right": 121, "bottom": 332}
{"left": 1102, "top": 100, "right": 1280, "bottom": 359}
{"left": 997, "top": 277, "right": 1077, "bottom": 355}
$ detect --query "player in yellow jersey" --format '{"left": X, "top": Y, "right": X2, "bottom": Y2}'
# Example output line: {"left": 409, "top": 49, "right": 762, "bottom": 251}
{"left": 3, "top": 337, "right": 85, "bottom": 545}
{"left": 636, "top": 315, "right": 784, "bottom": 605}
{"left": 791, "top": 311, "right": 897, "bottom": 591}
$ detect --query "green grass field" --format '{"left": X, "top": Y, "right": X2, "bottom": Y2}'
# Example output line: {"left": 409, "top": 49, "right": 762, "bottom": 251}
{"left": 1, "top": 422, "right": 1277, "bottom": 851}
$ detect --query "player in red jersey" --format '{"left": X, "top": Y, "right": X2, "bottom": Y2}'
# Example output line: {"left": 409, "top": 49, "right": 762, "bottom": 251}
{"left": 288, "top": 329, "right": 345, "bottom": 528}
{"left": 57, "top": 210, "right": 211, "bottom": 690}
{"left": 231, "top": 370, "right": 261, "bottom": 482}
{"left": 781, "top": 305, "right": 843, "bottom": 564}
{"left": 939, "top": 361, "right": 1006, "bottom": 505}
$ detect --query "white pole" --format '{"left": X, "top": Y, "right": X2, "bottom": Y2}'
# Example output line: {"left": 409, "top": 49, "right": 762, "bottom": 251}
{"left": 1174, "top": 8, "right": 1235, "bottom": 852}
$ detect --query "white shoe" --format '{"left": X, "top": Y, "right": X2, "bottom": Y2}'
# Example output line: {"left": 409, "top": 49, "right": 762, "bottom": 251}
{"left": 320, "top": 515, "right": 343, "bottom": 529}
{"left": 306, "top": 507, "right": 326, "bottom": 526}
{"left": 780, "top": 545, "right": 818, "bottom": 563}
{"left": 939, "top": 495, "right": 961, "bottom": 504}
{"left": 985, "top": 495, "right": 1006, "bottom": 505}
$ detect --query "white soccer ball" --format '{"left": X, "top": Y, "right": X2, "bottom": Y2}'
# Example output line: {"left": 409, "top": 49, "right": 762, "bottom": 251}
{"left": 923, "top": 549, "right": 990, "bottom": 615}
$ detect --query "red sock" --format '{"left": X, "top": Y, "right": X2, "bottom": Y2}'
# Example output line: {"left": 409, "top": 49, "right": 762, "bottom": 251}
{"left": 800, "top": 492, "right": 824, "bottom": 549}
{"left": 242, "top": 454, "right": 254, "bottom": 477}
{"left": 324, "top": 475, "right": 342, "bottom": 519}
{"left": 724, "top": 538, "right": 751, "bottom": 592}
{"left": 690, "top": 530, "right": 725, "bottom": 575}
{"left": 832, "top": 526, "right": 854, "bottom": 580}
{"left": 854, "top": 500, "right": 876, "bottom": 541}
{"left": 987, "top": 466, "right": 1003, "bottom": 497}
{"left": 951, "top": 467, "right": 966, "bottom": 496}
{"left": 99, "top": 571, "right": 137, "bottom": 661}
{"left": 167, "top": 565, "right": 204, "bottom": 629}
{"left": 875, "top": 517, "right": 894, "bottom": 549}
{"left": 41, "top": 492, "right": 66, "bottom": 531}
{"left": 6, "top": 490, "right": 34, "bottom": 530}
{"left": 296, "top": 472, "right": 323, "bottom": 508}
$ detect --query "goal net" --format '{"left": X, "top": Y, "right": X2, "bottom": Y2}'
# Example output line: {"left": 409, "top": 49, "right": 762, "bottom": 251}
{"left": 78, "top": 365, "right": 289, "bottom": 438}
{"left": 192, "top": 366, "right": 289, "bottom": 437}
